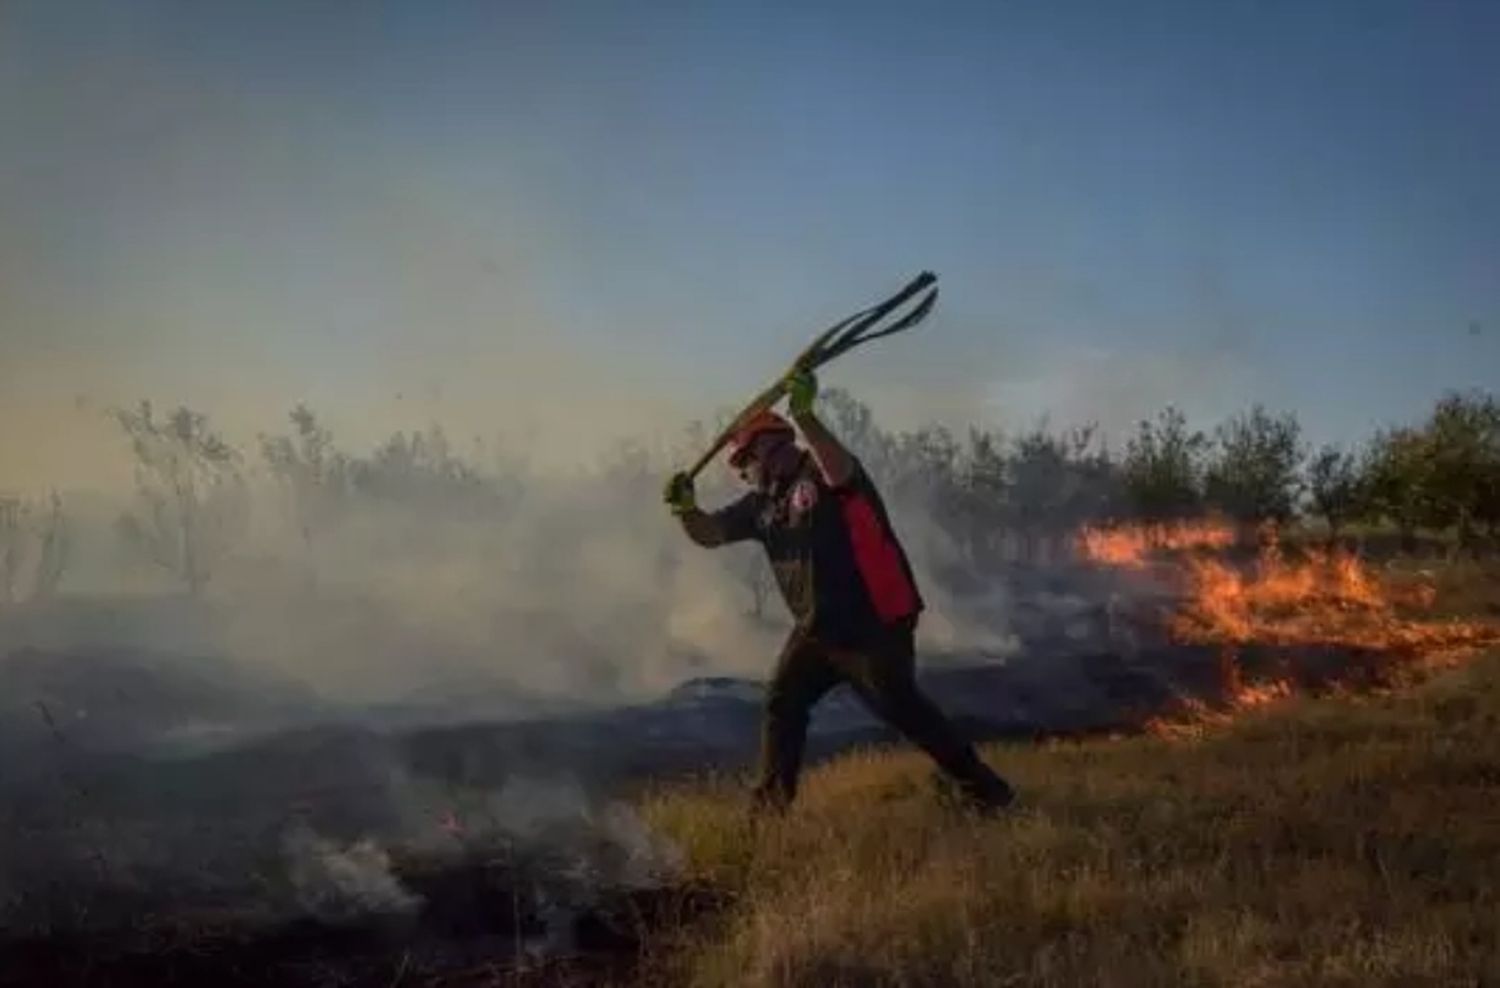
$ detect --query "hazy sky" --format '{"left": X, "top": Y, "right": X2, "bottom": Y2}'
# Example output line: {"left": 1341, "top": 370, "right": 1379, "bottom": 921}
{"left": 2, "top": 0, "right": 1498, "bottom": 491}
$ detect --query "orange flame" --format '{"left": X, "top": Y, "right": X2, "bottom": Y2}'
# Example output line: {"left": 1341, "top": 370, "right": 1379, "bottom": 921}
{"left": 1168, "top": 544, "right": 1482, "bottom": 653}
{"left": 1145, "top": 671, "right": 1297, "bottom": 741}
{"left": 1077, "top": 520, "right": 1236, "bottom": 568}
{"left": 1082, "top": 523, "right": 1499, "bottom": 736}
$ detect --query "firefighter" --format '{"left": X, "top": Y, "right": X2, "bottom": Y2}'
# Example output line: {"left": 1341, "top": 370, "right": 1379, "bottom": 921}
{"left": 664, "top": 370, "right": 1015, "bottom": 814}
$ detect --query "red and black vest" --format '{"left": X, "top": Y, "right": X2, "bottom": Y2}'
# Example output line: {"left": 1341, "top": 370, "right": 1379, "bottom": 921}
{"left": 715, "top": 455, "right": 924, "bottom": 644}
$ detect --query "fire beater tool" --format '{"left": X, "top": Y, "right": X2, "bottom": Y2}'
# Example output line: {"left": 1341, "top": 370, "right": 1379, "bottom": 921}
{"left": 683, "top": 270, "right": 939, "bottom": 480}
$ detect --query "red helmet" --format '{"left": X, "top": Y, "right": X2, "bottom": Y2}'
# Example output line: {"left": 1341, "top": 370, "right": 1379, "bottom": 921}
{"left": 727, "top": 409, "right": 795, "bottom": 467}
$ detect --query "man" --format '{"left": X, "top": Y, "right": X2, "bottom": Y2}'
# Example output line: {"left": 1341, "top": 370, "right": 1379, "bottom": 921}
{"left": 663, "top": 370, "right": 1015, "bottom": 814}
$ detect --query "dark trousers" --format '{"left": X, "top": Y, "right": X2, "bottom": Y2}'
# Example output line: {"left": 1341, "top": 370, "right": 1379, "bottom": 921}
{"left": 752, "top": 622, "right": 1007, "bottom": 810}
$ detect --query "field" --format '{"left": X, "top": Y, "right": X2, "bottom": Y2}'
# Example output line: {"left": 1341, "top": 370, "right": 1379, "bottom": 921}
{"left": 623, "top": 551, "right": 1500, "bottom": 988}
{"left": 3, "top": 545, "right": 1498, "bottom": 987}
{"left": 637, "top": 647, "right": 1500, "bottom": 987}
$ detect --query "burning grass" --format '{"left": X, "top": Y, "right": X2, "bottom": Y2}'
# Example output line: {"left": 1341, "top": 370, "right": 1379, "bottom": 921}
{"left": 10, "top": 533, "right": 1498, "bottom": 985}
{"left": 630, "top": 537, "right": 1500, "bottom": 986}
{"left": 1076, "top": 519, "right": 1237, "bottom": 568}
{"left": 1164, "top": 543, "right": 1477, "bottom": 649}
{"left": 1080, "top": 522, "right": 1500, "bottom": 735}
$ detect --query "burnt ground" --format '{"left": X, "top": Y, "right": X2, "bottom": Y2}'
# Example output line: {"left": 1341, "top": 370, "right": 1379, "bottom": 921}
{"left": 0, "top": 856, "right": 720, "bottom": 987}
{"left": 0, "top": 618, "right": 1427, "bottom": 986}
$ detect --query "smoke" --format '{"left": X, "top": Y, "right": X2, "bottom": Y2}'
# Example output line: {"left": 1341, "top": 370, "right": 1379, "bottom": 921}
{"left": 0, "top": 1, "right": 1142, "bottom": 708}
{"left": 413, "top": 774, "right": 684, "bottom": 891}
{"left": 285, "top": 825, "right": 422, "bottom": 921}
{"left": 0, "top": 693, "right": 684, "bottom": 946}
{"left": 397, "top": 774, "right": 684, "bottom": 957}
{"left": 886, "top": 504, "right": 1022, "bottom": 659}
{"left": 1, "top": 386, "right": 1031, "bottom": 717}
{"left": 981, "top": 343, "right": 1251, "bottom": 450}
{"left": 209, "top": 456, "right": 784, "bottom": 704}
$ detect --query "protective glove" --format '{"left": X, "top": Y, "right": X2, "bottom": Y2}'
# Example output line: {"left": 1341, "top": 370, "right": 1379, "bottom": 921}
{"left": 663, "top": 471, "right": 696, "bottom": 516}
{"left": 784, "top": 368, "right": 819, "bottom": 418}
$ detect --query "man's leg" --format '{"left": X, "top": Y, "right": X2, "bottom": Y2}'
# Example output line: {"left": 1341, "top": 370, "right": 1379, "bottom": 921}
{"left": 832, "top": 626, "right": 1015, "bottom": 811}
{"left": 752, "top": 631, "right": 840, "bottom": 813}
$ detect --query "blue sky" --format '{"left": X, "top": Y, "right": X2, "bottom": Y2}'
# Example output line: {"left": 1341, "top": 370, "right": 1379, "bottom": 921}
{"left": 1, "top": 0, "right": 1497, "bottom": 488}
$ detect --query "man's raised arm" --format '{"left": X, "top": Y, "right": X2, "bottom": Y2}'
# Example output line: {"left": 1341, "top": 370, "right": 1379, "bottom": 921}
{"left": 784, "top": 371, "right": 854, "bottom": 488}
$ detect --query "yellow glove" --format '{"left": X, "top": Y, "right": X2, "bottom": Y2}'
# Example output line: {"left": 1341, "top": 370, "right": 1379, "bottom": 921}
{"left": 784, "top": 368, "right": 818, "bottom": 418}
{"left": 664, "top": 471, "right": 696, "bottom": 515}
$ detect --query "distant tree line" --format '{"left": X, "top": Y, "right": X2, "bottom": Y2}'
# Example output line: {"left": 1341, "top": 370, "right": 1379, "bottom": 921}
{"left": 817, "top": 387, "right": 1500, "bottom": 563}
{"left": 103, "top": 401, "right": 519, "bottom": 595}
{"left": 79, "top": 385, "right": 1500, "bottom": 596}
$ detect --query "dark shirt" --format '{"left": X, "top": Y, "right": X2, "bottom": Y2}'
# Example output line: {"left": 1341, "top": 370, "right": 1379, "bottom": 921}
{"left": 681, "top": 454, "right": 924, "bottom": 645}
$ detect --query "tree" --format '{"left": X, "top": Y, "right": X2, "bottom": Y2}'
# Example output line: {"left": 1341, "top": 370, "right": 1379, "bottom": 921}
{"left": 1007, "top": 424, "right": 1113, "bottom": 562}
{"left": 114, "top": 402, "right": 246, "bottom": 595}
{"left": 1306, "top": 444, "right": 1363, "bottom": 541}
{"left": 1121, "top": 407, "right": 1206, "bottom": 523}
{"left": 354, "top": 425, "right": 484, "bottom": 499}
{"left": 883, "top": 425, "right": 965, "bottom": 545}
{"left": 331, "top": 423, "right": 523, "bottom": 522}
{"left": 1361, "top": 426, "right": 1430, "bottom": 551}
{"left": 953, "top": 428, "right": 1011, "bottom": 565}
{"left": 0, "top": 492, "right": 68, "bottom": 605}
{"left": 1203, "top": 405, "right": 1305, "bottom": 529}
{"left": 1419, "top": 390, "right": 1500, "bottom": 551}
{"left": 261, "top": 404, "right": 352, "bottom": 552}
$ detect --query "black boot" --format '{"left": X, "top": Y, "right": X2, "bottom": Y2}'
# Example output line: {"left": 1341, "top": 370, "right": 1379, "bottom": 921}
{"left": 956, "top": 770, "right": 1016, "bottom": 815}
{"left": 931, "top": 761, "right": 1016, "bottom": 816}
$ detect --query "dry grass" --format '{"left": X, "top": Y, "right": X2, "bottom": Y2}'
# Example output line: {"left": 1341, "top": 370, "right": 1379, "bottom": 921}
{"left": 1386, "top": 557, "right": 1500, "bottom": 621}
{"left": 635, "top": 650, "right": 1500, "bottom": 987}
